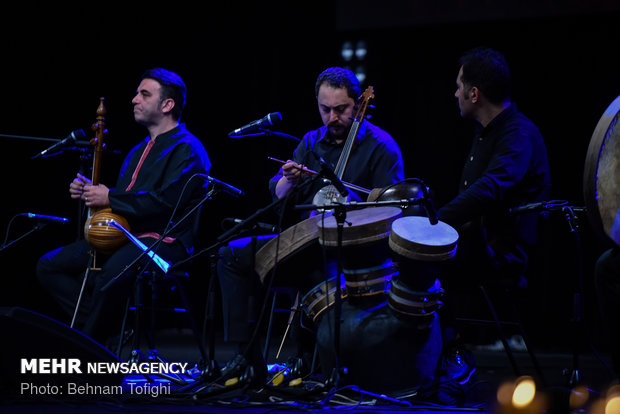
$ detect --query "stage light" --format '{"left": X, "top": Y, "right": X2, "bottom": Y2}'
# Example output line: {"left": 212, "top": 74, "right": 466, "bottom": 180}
{"left": 608, "top": 384, "right": 620, "bottom": 396}
{"left": 569, "top": 385, "right": 589, "bottom": 409}
{"left": 496, "top": 380, "right": 514, "bottom": 406}
{"left": 512, "top": 376, "right": 536, "bottom": 408}
{"left": 355, "top": 65, "right": 366, "bottom": 84}
{"left": 341, "top": 41, "right": 354, "bottom": 61}
{"left": 606, "top": 395, "right": 620, "bottom": 414}
{"left": 355, "top": 41, "right": 367, "bottom": 60}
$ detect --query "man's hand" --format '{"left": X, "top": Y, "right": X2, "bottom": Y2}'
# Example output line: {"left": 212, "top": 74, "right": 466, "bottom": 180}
{"left": 83, "top": 184, "right": 111, "bottom": 208}
{"left": 69, "top": 173, "right": 92, "bottom": 200}
{"left": 275, "top": 160, "right": 310, "bottom": 198}
{"left": 281, "top": 160, "right": 307, "bottom": 184}
{"left": 69, "top": 172, "right": 110, "bottom": 207}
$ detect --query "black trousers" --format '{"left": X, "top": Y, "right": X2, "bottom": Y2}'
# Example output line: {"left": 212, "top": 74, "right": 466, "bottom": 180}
{"left": 216, "top": 235, "right": 334, "bottom": 350}
{"left": 216, "top": 235, "right": 273, "bottom": 345}
{"left": 36, "top": 238, "right": 187, "bottom": 343}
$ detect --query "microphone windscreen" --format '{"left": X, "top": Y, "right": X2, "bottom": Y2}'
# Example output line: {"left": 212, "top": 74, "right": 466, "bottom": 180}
{"left": 269, "top": 112, "right": 283, "bottom": 124}
{"left": 73, "top": 129, "right": 86, "bottom": 140}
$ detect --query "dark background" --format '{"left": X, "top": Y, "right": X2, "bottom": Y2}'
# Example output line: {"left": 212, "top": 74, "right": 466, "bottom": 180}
{"left": 0, "top": 2, "right": 618, "bottom": 351}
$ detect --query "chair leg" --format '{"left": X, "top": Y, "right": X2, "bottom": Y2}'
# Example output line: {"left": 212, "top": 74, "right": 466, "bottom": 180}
{"left": 275, "top": 291, "right": 301, "bottom": 360}
{"left": 479, "top": 285, "right": 521, "bottom": 377}
{"left": 171, "top": 274, "right": 208, "bottom": 363}
{"left": 504, "top": 286, "right": 548, "bottom": 387}
{"left": 202, "top": 264, "right": 219, "bottom": 375}
{"left": 132, "top": 273, "right": 144, "bottom": 356}
{"left": 480, "top": 285, "right": 547, "bottom": 386}
{"left": 263, "top": 290, "right": 278, "bottom": 361}
{"left": 116, "top": 295, "right": 132, "bottom": 357}
{"left": 122, "top": 271, "right": 162, "bottom": 358}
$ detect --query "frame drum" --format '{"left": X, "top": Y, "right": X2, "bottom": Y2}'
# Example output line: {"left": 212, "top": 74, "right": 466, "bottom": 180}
{"left": 583, "top": 95, "right": 620, "bottom": 246}
{"left": 254, "top": 214, "right": 326, "bottom": 283}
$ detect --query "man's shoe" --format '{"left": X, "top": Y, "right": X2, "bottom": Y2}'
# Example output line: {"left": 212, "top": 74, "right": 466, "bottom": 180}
{"left": 433, "top": 346, "right": 476, "bottom": 407}
{"left": 442, "top": 347, "right": 476, "bottom": 385}
{"left": 216, "top": 353, "right": 267, "bottom": 389}
{"left": 267, "top": 356, "right": 308, "bottom": 387}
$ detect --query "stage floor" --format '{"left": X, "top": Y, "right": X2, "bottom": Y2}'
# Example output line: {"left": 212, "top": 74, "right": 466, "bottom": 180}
{"left": 2, "top": 327, "right": 615, "bottom": 414}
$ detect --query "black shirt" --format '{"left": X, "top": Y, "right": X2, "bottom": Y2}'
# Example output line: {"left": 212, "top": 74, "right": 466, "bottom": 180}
{"left": 109, "top": 124, "right": 211, "bottom": 251}
{"left": 438, "top": 103, "right": 551, "bottom": 276}
{"left": 268, "top": 120, "right": 404, "bottom": 222}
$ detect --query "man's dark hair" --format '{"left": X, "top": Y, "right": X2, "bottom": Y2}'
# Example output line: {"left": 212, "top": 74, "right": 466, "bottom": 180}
{"left": 314, "top": 67, "right": 361, "bottom": 101}
{"left": 141, "top": 68, "right": 187, "bottom": 121}
{"left": 458, "top": 47, "right": 512, "bottom": 105}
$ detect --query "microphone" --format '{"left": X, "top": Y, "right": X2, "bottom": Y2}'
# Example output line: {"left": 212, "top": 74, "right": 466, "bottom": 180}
{"left": 226, "top": 218, "right": 279, "bottom": 233}
{"left": 310, "top": 151, "right": 349, "bottom": 198}
{"left": 207, "top": 176, "right": 245, "bottom": 198}
{"left": 508, "top": 200, "right": 568, "bottom": 215}
{"left": 423, "top": 197, "right": 439, "bottom": 225}
{"left": 228, "top": 112, "right": 282, "bottom": 137}
{"left": 32, "top": 129, "right": 86, "bottom": 159}
{"left": 21, "top": 213, "right": 69, "bottom": 224}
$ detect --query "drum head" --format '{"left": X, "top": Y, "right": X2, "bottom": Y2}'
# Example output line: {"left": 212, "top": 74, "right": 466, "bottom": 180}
{"left": 389, "top": 216, "right": 459, "bottom": 261}
{"left": 317, "top": 206, "right": 402, "bottom": 247}
{"left": 583, "top": 95, "right": 620, "bottom": 246}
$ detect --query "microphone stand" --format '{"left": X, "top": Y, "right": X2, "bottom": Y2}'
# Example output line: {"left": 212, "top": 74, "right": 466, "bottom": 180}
{"left": 178, "top": 173, "right": 325, "bottom": 396}
{"left": 508, "top": 201, "right": 587, "bottom": 389}
{"left": 228, "top": 129, "right": 301, "bottom": 142}
{"left": 175, "top": 219, "right": 288, "bottom": 394}
{"left": 96, "top": 186, "right": 228, "bottom": 384}
{"left": 6, "top": 131, "right": 88, "bottom": 240}
{"left": 9, "top": 130, "right": 120, "bottom": 240}
{"left": 100, "top": 188, "right": 219, "bottom": 291}
{"left": 0, "top": 222, "right": 49, "bottom": 253}
{"left": 562, "top": 205, "right": 586, "bottom": 388}
{"left": 0, "top": 132, "right": 90, "bottom": 146}
{"left": 330, "top": 202, "right": 347, "bottom": 388}
{"left": 173, "top": 183, "right": 304, "bottom": 392}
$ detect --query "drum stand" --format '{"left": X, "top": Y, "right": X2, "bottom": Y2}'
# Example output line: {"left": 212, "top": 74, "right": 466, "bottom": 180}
{"left": 561, "top": 205, "right": 588, "bottom": 388}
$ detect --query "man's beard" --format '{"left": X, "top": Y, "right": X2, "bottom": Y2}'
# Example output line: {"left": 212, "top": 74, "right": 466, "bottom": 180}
{"left": 327, "top": 122, "right": 350, "bottom": 141}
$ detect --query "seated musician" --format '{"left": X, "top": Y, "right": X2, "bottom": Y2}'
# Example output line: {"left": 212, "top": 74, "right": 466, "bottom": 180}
{"left": 216, "top": 67, "right": 404, "bottom": 387}
{"left": 36, "top": 68, "right": 211, "bottom": 346}
{"left": 436, "top": 48, "right": 551, "bottom": 387}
